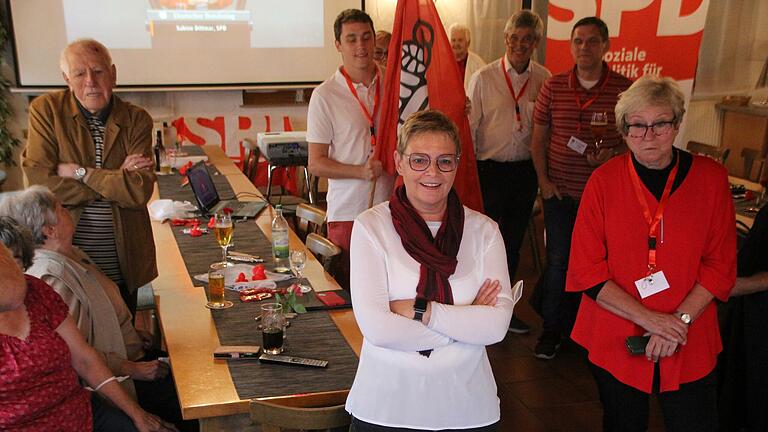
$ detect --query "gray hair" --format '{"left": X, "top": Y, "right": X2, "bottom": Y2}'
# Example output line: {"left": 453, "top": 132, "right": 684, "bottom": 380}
{"left": 0, "top": 186, "right": 59, "bottom": 245}
{"left": 449, "top": 23, "right": 471, "bottom": 41}
{"left": 0, "top": 216, "right": 36, "bottom": 270}
{"left": 615, "top": 74, "right": 686, "bottom": 135}
{"left": 60, "top": 38, "right": 113, "bottom": 77}
{"left": 397, "top": 110, "right": 461, "bottom": 156}
{"left": 504, "top": 10, "right": 544, "bottom": 41}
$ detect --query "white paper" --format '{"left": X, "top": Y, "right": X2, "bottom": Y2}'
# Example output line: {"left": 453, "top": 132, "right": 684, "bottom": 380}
{"left": 567, "top": 136, "right": 589, "bottom": 155}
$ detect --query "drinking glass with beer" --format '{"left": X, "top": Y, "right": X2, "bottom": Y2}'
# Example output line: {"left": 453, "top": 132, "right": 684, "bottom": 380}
{"left": 207, "top": 262, "right": 233, "bottom": 309}
{"left": 261, "top": 302, "right": 285, "bottom": 354}
{"left": 214, "top": 211, "right": 233, "bottom": 266}
{"left": 590, "top": 112, "right": 608, "bottom": 150}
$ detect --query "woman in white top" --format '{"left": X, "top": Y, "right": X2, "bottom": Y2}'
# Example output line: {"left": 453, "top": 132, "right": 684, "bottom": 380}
{"left": 347, "top": 110, "right": 519, "bottom": 431}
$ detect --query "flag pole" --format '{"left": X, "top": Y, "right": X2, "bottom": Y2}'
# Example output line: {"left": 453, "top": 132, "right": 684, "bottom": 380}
{"left": 368, "top": 178, "right": 377, "bottom": 208}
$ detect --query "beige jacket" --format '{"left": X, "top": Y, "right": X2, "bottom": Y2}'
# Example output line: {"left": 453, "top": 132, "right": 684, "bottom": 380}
{"left": 22, "top": 90, "right": 157, "bottom": 293}
{"left": 27, "top": 248, "right": 142, "bottom": 398}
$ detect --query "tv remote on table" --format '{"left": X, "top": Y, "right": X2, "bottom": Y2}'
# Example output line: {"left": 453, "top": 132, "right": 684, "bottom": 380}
{"left": 258, "top": 353, "right": 328, "bottom": 368}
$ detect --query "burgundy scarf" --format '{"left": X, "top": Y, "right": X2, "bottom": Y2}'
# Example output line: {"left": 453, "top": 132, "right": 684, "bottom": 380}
{"left": 389, "top": 184, "right": 465, "bottom": 305}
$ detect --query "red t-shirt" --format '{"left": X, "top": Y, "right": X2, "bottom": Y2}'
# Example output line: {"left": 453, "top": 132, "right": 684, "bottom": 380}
{"left": 566, "top": 154, "right": 736, "bottom": 393}
{"left": 533, "top": 63, "right": 632, "bottom": 199}
{"left": 0, "top": 276, "right": 92, "bottom": 431}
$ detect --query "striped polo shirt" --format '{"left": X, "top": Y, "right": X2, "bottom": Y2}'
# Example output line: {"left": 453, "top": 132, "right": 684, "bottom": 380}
{"left": 534, "top": 63, "right": 632, "bottom": 199}
{"left": 72, "top": 101, "right": 124, "bottom": 286}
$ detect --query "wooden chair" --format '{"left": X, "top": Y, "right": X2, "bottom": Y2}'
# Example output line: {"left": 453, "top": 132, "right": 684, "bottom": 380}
{"left": 249, "top": 399, "right": 350, "bottom": 432}
{"left": 741, "top": 148, "right": 766, "bottom": 182}
{"left": 295, "top": 203, "right": 327, "bottom": 242}
{"left": 241, "top": 138, "right": 260, "bottom": 181}
{"left": 305, "top": 233, "right": 341, "bottom": 275}
{"left": 687, "top": 141, "right": 730, "bottom": 163}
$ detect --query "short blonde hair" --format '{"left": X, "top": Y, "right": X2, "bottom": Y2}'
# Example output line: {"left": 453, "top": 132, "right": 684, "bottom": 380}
{"left": 60, "top": 38, "right": 113, "bottom": 77}
{"left": 397, "top": 110, "right": 461, "bottom": 156}
{"left": 615, "top": 75, "right": 686, "bottom": 135}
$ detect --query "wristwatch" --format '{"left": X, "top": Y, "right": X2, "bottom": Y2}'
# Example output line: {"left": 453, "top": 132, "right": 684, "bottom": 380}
{"left": 676, "top": 311, "right": 692, "bottom": 324}
{"left": 73, "top": 167, "right": 87, "bottom": 182}
{"left": 413, "top": 298, "right": 428, "bottom": 323}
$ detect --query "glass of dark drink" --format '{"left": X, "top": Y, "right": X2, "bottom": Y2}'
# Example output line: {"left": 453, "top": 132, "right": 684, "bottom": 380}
{"left": 261, "top": 302, "right": 285, "bottom": 354}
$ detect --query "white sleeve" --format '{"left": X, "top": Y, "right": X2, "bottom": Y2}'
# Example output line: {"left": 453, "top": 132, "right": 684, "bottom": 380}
{"left": 467, "top": 72, "right": 483, "bottom": 153}
{"left": 350, "top": 219, "right": 453, "bottom": 351}
{"left": 306, "top": 90, "right": 333, "bottom": 145}
{"left": 426, "top": 227, "right": 516, "bottom": 346}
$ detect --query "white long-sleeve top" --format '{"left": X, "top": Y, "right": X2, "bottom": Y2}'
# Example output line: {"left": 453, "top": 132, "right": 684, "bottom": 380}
{"left": 345, "top": 202, "right": 518, "bottom": 430}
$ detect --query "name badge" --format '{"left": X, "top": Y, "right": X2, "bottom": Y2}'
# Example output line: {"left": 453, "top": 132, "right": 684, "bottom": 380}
{"left": 634, "top": 270, "right": 670, "bottom": 299}
{"left": 567, "top": 136, "right": 588, "bottom": 155}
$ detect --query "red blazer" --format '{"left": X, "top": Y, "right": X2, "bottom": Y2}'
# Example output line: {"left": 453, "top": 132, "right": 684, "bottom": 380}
{"left": 566, "top": 153, "right": 736, "bottom": 393}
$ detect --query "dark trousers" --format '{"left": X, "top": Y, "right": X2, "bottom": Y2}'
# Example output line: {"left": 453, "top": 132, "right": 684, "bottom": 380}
{"left": 590, "top": 363, "right": 718, "bottom": 432}
{"left": 135, "top": 350, "right": 198, "bottom": 432}
{"left": 477, "top": 159, "right": 538, "bottom": 279}
{"left": 91, "top": 393, "right": 136, "bottom": 432}
{"left": 540, "top": 196, "right": 581, "bottom": 335}
{"left": 117, "top": 281, "right": 138, "bottom": 318}
{"left": 351, "top": 416, "right": 498, "bottom": 431}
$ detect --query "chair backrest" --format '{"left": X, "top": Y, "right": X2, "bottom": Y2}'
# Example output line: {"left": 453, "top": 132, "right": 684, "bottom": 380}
{"left": 241, "top": 138, "right": 260, "bottom": 180}
{"left": 686, "top": 141, "right": 729, "bottom": 163}
{"left": 741, "top": 148, "right": 766, "bottom": 182}
{"left": 295, "top": 203, "right": 327, "bottom": 241}
{"left": 249, "top": 399, "right": 350, "bottom": 432}
{"left": 305, "top": 233, "right": 341, "bottom": 274}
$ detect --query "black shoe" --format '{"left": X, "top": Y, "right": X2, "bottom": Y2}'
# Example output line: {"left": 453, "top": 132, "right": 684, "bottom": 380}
{"left": 534, "top": 331, "right": 561, "bottom": 360}
{"left": 508, "top": 315, "right": 531, "bottom": 334}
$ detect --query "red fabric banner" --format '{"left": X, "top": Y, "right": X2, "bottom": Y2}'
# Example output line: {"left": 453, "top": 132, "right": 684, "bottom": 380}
{"left": 374, "top": 0, "right": 483, "bottom": 212}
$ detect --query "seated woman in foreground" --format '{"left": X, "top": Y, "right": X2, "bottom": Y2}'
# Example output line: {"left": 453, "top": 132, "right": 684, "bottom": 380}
{"left": 0, "top": 186, "right": 193, "bottom": 431}
{"left": 0, "top": 239, "right": 175, "bottom": 432}
{"left": 346, "top": 110, "right": 519, "bottom": 431}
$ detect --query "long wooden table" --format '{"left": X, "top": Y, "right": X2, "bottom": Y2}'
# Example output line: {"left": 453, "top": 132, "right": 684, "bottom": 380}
{"left": 149, "top": 145, "right": 362, "bottom": 431}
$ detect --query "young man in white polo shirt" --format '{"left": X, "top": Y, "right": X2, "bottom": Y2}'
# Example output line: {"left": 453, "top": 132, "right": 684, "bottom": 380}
{"left": 307, "top": 9, "right": 395, "bottom": 290}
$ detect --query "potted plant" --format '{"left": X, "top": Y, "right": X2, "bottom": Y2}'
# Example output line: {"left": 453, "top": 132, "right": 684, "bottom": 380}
{"left": 0, "top": 21, "right": 21, "bottom": 185}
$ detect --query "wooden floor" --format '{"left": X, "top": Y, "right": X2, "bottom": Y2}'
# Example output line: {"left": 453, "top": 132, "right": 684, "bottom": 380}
{"left": 493, "top": 213, "right": 667, "bottom": 431}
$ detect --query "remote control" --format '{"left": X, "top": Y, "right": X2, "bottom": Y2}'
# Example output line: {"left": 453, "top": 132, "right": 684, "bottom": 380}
{"left": 258, "top": 353, "right": 328, "bottom": 368}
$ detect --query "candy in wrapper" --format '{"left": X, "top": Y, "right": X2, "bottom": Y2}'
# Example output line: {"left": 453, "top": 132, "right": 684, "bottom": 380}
{"left": 240, "top": 291, "right": 273, "bottom": 302}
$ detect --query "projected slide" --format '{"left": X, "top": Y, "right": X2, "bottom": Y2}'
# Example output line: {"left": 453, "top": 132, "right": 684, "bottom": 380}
{"left": 61, "top": 0, "right": 323, "bottom": 50}
{"left": 10, "top": 0, "right": 358, "bottom": 86}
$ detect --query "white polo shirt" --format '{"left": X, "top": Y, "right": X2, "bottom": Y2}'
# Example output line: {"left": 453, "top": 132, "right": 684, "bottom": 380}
{"left": 468, "top": 56, "right": 551, "bottom": 162}
{"left": 307, "top": 68, "right": 395, "bottom": 222}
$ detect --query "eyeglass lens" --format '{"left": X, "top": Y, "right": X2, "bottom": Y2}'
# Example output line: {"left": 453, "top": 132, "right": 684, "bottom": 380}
{"left": 407, "top": 153, "right": 459, "bottom": 172}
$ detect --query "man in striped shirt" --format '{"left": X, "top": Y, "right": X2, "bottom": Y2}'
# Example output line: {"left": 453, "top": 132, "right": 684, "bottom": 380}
{"left": 531, "top": 17, "right": 632, "bottom": 359}
{"left": 23, "top": 39, "right": 157, "bottom": 315}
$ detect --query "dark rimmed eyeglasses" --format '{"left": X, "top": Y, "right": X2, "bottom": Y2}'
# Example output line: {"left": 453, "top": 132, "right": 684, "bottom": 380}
{"left": 625, "top": 118, "right": 677, "bottom": 139}
{"left": 402, "top": 153, "right": 460, "bottom": 172}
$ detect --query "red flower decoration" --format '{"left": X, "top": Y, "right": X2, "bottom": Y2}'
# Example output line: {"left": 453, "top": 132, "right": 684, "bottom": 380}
{"left": 222, "top": 207, "right": 234, "bottom": 215}
{"left": 207, "top": 216, "right": 215, "bottom": 229}
{"left": 235, "top": 272, "right": 248, "bottom": 283}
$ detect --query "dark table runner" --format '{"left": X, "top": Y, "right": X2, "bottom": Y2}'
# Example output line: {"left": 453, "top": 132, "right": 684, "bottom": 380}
{"left": 734, "top": 197, "right": 764, "bottom": 221}
{"left": 156, "top": 165, "right": 358, "bottom": 400}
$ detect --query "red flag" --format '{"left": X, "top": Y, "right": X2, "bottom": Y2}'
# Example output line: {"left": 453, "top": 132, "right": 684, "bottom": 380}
{"left": 374, "top": 0, "right": 483, "bottom": 212}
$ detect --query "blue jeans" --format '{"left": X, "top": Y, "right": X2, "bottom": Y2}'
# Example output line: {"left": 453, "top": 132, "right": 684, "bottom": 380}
{"left": 540, "top": 196, "right": 581, "bottom": 335}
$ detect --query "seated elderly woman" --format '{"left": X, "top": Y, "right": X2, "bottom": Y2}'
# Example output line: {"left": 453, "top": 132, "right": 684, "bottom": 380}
{"left": 346, "top": 110, "right": 519, "bottom": 431}
{"left": 565, "top": 75, "right": 736, "bottom": 432}
{"left": 0, "top": 186, "right": 193, "bottom": 431}
{"left": 0, "top": 227, "right": 175, "bottom": 431}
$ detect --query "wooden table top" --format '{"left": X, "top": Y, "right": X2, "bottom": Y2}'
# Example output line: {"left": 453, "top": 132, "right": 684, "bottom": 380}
{"left": 149, "top": 145, "right": 361, "bottom": 420}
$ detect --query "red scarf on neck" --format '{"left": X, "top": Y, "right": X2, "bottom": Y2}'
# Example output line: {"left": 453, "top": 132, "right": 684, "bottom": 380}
{"left": 389, "top": 184, "right": 464, "bottom": 304}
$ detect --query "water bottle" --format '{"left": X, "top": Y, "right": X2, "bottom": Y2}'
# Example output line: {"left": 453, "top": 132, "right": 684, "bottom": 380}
{"left": 271, "top": 205, "right": 290, "bottom": 273}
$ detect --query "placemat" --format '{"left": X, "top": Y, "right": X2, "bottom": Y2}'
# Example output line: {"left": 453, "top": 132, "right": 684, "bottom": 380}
{"left": 156, "top": 168, "right": 358, "bottom": 399}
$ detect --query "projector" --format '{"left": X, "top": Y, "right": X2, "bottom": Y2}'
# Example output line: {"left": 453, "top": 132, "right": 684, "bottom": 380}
{"left": 256, "top": 131, "right": 309, "bottom": 167}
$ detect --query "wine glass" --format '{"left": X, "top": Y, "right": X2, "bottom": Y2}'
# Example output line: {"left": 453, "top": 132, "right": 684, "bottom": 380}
{"left": 290, "top": 249, "right": 311, "bottom": 293}
{"left": 590, "top": 112, "right": 608, "bottom": 150}
{"left": 214, "top": 212, "right": 233, "bottom": 266}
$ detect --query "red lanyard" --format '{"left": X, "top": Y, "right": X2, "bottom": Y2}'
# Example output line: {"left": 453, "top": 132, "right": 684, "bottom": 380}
{"left": 500, "top": 59, "right": 530, "bottom": 125}
{"left": 626, "top": 154, "right": 679, "bottom": 274}
{"left": 340, "top": 67, "right": 380, "bottom": 148}
{"left": 568, "top": 66, "right": 609, "bottom": 132}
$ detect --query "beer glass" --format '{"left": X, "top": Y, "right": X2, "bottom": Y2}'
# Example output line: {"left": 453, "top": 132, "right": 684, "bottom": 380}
{"left": 207, "top": 262, "right": 233, "bottom": 309}
{"left": 261, "top": 303, "right": 285, "bottom": 354}
{"left": 590, "top": 112, "right": 608, "bottom": 150}
{"left": 214, "top": 212, "right": 233, "bottom": 266}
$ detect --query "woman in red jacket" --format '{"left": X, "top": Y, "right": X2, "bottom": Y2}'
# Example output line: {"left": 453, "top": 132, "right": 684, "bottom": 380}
{"left": 566, "top": 75, "right": 736, "bottom": 432}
